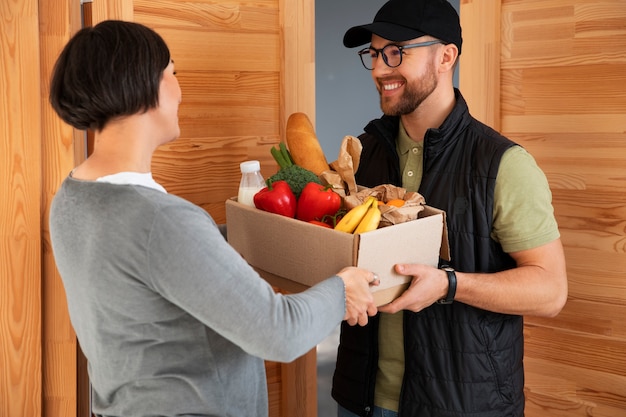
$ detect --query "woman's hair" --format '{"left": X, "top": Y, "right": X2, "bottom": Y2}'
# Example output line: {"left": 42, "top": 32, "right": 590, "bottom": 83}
{"left": 49, "top": 20, "right": 171, "bottom": 131}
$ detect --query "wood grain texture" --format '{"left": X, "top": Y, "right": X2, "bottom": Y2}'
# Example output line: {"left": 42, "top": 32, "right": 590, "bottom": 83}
{"left": 266, "top": 361, "right": 282, "bottom": 416}
{"left": 133, "top": 2, "right": 317, "bottom": 417}
{"left": 459, "top": 0, "right": 501, "bottom": 129}
{"left": 460, "top": 0, "right": 626, "bottom": 415}
{"left": 132, "top": 0, "right": 285, "bottom": 224}
{"left": 39, "top": 1, "right": 84, "bottom": 416}
{"left": 279, "top": 0, "right": 316, "bottom": 130}
{"left": 90, "top": 0, "right": 133, "bottom": 21}
{"left": 17, "top": 0, "right": 626, "bottom": 416}
{"left": 0, "top": 0, "right": 43, "bottom": 416}
{"left": 281, "top": 349, "right": 317, "bottom": 417}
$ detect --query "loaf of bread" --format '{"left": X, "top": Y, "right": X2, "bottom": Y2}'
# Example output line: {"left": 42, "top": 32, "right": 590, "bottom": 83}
{"left": 286, "top": 112, "right": 331, "bottom": 176}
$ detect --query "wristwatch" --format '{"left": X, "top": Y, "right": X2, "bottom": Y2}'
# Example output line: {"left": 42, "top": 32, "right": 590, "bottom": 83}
{"left": 437, "top": 265, "right": 457, "bottom": 305}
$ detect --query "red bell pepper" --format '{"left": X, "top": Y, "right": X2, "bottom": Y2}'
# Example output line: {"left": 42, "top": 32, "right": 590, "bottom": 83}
{"left": 296, "top": 182, "right": 342, "bottom": 223}
{"left": 253, "top": 180, "right": 297, "bottom": 218}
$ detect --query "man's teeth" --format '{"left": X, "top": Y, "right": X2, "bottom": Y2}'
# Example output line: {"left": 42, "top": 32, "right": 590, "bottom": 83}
{"left": 383, "top": 82, "right": 402, "bottom": 91}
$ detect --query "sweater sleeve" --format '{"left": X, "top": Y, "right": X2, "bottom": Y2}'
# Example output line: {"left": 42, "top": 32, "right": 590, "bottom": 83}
{"left": 145, "top": 201, "right": 345, "bottom": 362}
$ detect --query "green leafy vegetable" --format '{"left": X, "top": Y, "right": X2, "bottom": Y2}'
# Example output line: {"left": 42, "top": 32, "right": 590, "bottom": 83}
{"left": 267, "top": 143, "right": 321, "bottom": 197}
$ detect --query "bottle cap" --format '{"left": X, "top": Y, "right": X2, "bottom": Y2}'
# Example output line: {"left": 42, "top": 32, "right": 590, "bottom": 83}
{"left": 240, "top": 160, "right": 261, "bottom": 173}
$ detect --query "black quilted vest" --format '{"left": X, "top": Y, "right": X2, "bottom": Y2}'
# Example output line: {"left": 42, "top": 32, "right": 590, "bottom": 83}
{"left": 332, "top": 90, "right": 524, "bottom": 417}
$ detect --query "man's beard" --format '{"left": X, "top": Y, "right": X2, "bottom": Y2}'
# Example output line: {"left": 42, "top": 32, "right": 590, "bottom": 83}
{"left": 378, "top": 68, "right": 438, "bottom": 116}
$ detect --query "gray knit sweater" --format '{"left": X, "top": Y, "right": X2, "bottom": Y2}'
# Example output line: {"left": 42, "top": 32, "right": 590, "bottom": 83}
{"left": 50, "top": 176, "right": 345, "bottom": 417}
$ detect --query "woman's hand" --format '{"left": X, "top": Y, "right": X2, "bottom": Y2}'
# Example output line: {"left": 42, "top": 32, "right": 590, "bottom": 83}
{"left": 336, "top": 267, "right": 379, "bottom": 326}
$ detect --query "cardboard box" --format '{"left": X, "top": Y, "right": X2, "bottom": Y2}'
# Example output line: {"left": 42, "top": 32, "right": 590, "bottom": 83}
{"left": 225, "top": 198, "right": 449, "bottom": 306}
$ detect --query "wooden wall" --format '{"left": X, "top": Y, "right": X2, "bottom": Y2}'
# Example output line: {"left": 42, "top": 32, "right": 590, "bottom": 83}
{"left": 128, "top": 1, "right": 318, "bottom": 416}
{"left": 461, "top": 1, "right": 626, "bottom": 416}
{"left": 133, "top": 0, "right": 289, "bottom": 220}
{"left": 1, "top": 0, "right": 316, "bottom": 416}
{"left": 2, "top": 0, "right": 625, "bottom": 416}
{"left": 1, "top": 1, "right": 43, "bottom": 416}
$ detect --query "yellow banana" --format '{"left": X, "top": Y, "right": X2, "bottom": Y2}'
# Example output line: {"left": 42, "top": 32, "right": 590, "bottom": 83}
{"left": 334, "top": 196, "right": 377, "bottom": 233}
{"left": 353, "top": 198, "right": 382, "bottom": 234}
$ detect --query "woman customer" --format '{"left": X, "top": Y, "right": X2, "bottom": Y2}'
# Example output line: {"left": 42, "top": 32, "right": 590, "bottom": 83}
{"left": 48, "top": 20, "right": 378, "bottom": 417}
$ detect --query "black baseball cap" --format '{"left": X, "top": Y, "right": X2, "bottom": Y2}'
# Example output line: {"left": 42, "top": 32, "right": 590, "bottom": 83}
{"left": 343, "top": 0, "right": 462, "bottom": 55}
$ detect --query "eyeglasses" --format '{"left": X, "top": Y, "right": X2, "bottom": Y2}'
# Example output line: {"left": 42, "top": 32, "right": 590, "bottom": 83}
{"left": 357, "top": 40, "right": 445, "bottom": 70}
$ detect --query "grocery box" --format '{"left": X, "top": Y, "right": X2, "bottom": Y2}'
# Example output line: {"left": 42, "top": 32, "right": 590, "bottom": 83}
{"left": 225, "top": 198, "right": 449, "bottom": 306}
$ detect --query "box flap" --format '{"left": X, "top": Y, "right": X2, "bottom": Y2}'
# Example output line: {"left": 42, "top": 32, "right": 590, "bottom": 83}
{"left": 421, "top": 205, "right": 450, "bottom": 262}
{"left": 356, "top": 212, "right": 444, "bottom": 295}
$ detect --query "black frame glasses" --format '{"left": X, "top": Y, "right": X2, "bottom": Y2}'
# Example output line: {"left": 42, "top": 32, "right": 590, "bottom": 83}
{"left": 357, "top": 40, "right": 445, "bottom": 70}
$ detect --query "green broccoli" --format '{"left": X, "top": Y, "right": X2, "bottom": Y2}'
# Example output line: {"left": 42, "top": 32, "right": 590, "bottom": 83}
{"left": 267, "top": 142, "right": 321, "bottom": 197}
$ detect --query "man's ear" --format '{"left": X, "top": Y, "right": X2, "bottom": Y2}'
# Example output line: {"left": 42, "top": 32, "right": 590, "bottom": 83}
{"left": 440, "top": 43, "right": 459, "bottom": 72}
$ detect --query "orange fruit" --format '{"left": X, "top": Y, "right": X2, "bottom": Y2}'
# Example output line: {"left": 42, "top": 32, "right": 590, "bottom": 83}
{"left": 386, "top": 198, "right": 405, "bottom": 207}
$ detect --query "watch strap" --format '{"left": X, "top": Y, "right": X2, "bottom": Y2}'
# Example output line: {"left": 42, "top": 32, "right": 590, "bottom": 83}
{"left": 437, "top": 266, "right": 457, "bottom": 304}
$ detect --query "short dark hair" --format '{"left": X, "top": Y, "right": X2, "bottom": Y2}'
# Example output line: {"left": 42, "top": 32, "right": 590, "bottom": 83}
{"left": 49, "top": 20, "right": 171, "bottom": 131}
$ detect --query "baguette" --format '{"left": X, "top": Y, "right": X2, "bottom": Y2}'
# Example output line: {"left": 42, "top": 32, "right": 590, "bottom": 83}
{"left": 285, "top": 112, "right": 331, "bottom": 176}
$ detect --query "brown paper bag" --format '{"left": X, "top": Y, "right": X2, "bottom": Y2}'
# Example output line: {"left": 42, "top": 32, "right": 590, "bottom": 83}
{"left": 321, "top": 135, "right": 363, "bottom": 197}
{"left": 320, "top": 135, "right": 426, "bottom": 227}
{"left": 342, "top": 184, "right": 425, "bottom": 228}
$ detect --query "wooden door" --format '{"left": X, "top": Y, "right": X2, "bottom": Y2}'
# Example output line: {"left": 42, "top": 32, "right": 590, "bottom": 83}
{"left": 460, "top": 1, "right": 626, "bottom": 415}
{"left": 3, "top": 0, "right": 625, "bottom": 416}
{"left": 85, "top": 1, "right": 318, "bottom": 417}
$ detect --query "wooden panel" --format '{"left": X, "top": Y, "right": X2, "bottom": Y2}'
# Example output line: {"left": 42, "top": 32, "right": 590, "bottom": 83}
{"left": 88, "top": 0, "right": 315, "bottom": 230}
{"left": 281, "top": 349, "right": 318, "bottom": 417}
{"left": 160, "top": 30, "right": 281, "bottom": 73}
{"left": 502, "top": 65, "right": 626, "bottom": 116}
{"left": 279, "top": 0, "right": 316, "bottom": 125}
{"left": 266, "top": 361, "right": 282, "bottom": 416}
{"left": 2, "top": 0, "right": 620, "bottom": 416}
{"left": 102, "top": 2, "right": 317, "bottom": 417}
{"left": 459, "top": 0, "right": 501, "bottom": 129}
{"left": 177, "top": 71, "right": 280, "bottom": 137}
{"left": 133, "top": 0, "right": 282, "bottom": 221}
{"left": 39, "top": 1, "right": 84, "bottom": 416}
{"left": 90, "top": 0, "right": 133, "bottom": 21}
{"left": 461, "top": 0, "right": 626, "bottom": 415}
{"left": 501, "top": 0, "right": 626, "bottom": 69}
{"left": 524, "top": 324, "right": 626, "bottom": 376}
{"left": 478, "top": 0, "right": 626, "bottom": 415}
{"left": 0, "top": 0, "right": 43, "bottom": 416}
{"left": 525, "top": 358, "right": 626, "bottom": 416}
{"left": 134, "top": 0, "right": 278, "bottom": 31}
{"left": 509, "top": 133, "right": 626, "bottom": 195}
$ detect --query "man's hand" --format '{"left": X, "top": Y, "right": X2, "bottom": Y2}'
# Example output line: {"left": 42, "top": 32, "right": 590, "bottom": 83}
{"left": 378, "top": 264, "right": 447, "bottom": 314}
{"left": 379, "top": 239, "right": 568, "bottom": 317}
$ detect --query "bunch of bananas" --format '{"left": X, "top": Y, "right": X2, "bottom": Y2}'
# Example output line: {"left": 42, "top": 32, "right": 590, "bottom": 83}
{"left": 335, "top": 196, "right": 381, "bottom": 234}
